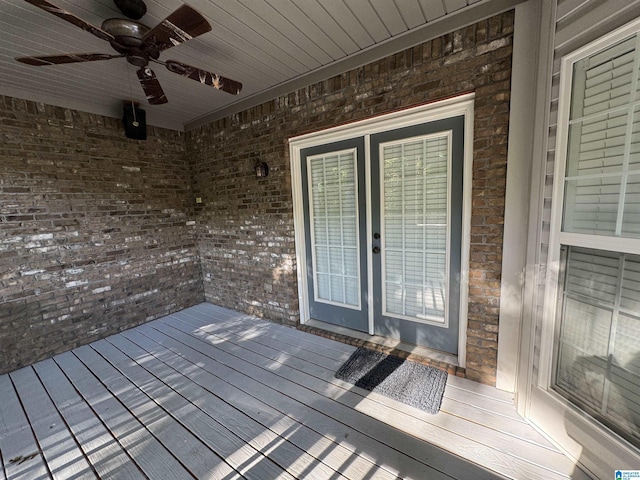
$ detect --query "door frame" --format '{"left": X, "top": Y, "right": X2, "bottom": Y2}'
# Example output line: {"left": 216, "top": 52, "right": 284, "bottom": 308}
{"left": 289, "top": 93, "right": 475, "bottom": 367}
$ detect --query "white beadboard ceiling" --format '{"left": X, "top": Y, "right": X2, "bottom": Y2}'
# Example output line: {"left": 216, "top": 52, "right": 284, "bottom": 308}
{"left": 0, "top": 0, "right": 521, "bottom": 131}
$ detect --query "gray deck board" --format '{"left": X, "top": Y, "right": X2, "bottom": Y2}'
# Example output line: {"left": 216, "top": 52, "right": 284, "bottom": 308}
{"left": 119, "top": 328, "right": 402, "bottom": 480}
{"left": 170, "top": 304, "right": 584, "bottom": 479}
{"left": 32, "top": 359, "right": 146, "bottom": 480}
{"left": 0, "top": 303, "right": 591, "bottom": 480}
{"left": 0, "top": 375, "right": 50, "bottom": 480}
{"left": 9, "top": 367, "right": 95, "bottom": 479}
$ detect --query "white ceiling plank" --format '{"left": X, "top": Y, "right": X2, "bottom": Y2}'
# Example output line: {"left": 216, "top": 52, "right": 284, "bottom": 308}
{"left": 266, "top": 0, "right": 346, "bottom": 60}
{"left": 0, "top": 61, "right": 142, "bottom": 104}
{"left": 395, "top": 0, "right": 428, "bottom": 30}
{"left": 237, "top": 0, "right": 333, "bottom": 65}
{"left": 418, "top": 0, "right": 447, "bottom": 22}
{"left": 157, "top": 28, "right": 288, "bottom": 86}
{"left": 444, "top": 0, "right": 468, "bottom": 14}
{"left": 316, "top": 0, "right": 374, "bottom": 49}
{"left": 4, "top": 7, "right": 108, "bottom": 52}
{"left": 33, "top": 0, "right": 120, "bottom": 30}
{"left": 210, "top": 0, "right": 320, "bottom": 71}
{"left": 343, "top": 0, "right": 390, "bottom": 43}
{"left": 170, "top": 26, "right": 294, "bottom": 85}
{"left": 369, "top": 0, "right": 407, "bottom": 36}
{"left": 556, "top": 0, "right": 589, "bottom": 21}
{"left": 185, "top": 0, "right": 308, "bottom": 77}
{"left": 290, "top": 0, "right": 360, "bottom": 54}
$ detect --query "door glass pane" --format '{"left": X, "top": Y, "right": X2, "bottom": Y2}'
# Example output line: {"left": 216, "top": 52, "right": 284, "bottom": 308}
{"left": 308, "top": 150, "right": 360, "bottom": 308}
{"left": 555, "top": 246, "right": 640, "bottom": 448}
{"left": 381, "top": 134, "right": 449, "bottom": 324}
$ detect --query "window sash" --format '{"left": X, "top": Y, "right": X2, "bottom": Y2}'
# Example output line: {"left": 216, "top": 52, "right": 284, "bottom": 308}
{"left": 555, "top": 246, "right": 640, "bottom": 448}
{"left": 562, "top": 34, "right": 640, "bottom": 239}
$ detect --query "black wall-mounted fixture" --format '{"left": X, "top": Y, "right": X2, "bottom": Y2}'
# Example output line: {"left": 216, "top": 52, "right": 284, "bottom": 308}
{"left": 123, "top": 102, "right": 147, "bottom": 140}
{"left": 255, "top": 162, "right": 269, "bottom": 178}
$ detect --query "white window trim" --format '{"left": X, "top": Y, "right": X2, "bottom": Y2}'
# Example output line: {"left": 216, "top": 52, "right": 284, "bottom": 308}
{"left": 542, "top": 16, "right": 640, "bottom": 391}
{"left": 539, "top": 15, "right": 640, "bottom": 469}
{"left": 289, "top": 93, "right": 474, "bottom": 367}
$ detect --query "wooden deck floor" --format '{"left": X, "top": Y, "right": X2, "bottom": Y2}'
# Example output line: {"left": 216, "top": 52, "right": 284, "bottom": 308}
{"left": 0, "top": 303, "right": 591, "bottom": 479}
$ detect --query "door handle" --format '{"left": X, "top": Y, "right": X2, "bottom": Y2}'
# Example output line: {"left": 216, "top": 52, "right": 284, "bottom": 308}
{"left": 372, "top": 246, "right": 380, "bottom": 254}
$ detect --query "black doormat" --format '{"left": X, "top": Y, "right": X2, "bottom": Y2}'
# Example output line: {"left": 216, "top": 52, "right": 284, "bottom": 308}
{"left": 335, "top": 347, "right": 447, "bottom": 414}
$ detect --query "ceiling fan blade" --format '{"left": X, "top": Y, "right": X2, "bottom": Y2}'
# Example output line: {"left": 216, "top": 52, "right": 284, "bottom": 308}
{"left": 137, "top": 67, "right": 168, "bottom": 105}
{"left": 165, "top": 60, "right": 242, "bottom": 95}
{"left": 16, "top": 53, "right": 122, "bottom": 66}
{"left": 143, "top": 5, "right": 211, "bottom": 53}
{"left": 23, "top": 0, "right": 114, "bottom": 42}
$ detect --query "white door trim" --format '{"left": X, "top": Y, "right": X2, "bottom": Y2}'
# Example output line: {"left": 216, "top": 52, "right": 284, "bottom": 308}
{"left": 289, "top": 93, "right": 474, "bottom": 366}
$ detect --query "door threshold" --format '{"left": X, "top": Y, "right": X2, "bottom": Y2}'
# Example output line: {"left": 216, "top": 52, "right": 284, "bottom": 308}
{"left": 299, "top": 318, "right": 463, "bottom": 376}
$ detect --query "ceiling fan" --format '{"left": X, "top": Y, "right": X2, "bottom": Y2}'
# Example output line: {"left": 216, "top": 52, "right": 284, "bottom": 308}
{"left": 15, "top": 0, "right": 242, "bottom": 105}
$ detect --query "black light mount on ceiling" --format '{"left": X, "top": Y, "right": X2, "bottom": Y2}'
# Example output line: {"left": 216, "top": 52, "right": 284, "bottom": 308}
{"left": 114, "top": 0, "right": 147, "bottom": 20}
{"left": 254, "top": 162, "right": 269, "bottom": 178}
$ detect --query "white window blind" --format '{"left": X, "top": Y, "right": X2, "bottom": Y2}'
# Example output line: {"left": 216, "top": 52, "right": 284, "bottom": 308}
{"left": 556, "top": 247, "right": 640, "bottom": 446}
{"left": 563, "top": 36, "right": 640, "bottom": 238}
{"left": 381, "top": 134, "right": 449, "bottom": 324}
{"left": 308, "top": 150, "right": 360, "bottom": 308}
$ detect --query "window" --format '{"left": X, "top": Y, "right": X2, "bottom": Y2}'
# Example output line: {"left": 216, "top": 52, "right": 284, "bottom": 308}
{"left": 553, "top": 28, "right": 640, "bottom": 449}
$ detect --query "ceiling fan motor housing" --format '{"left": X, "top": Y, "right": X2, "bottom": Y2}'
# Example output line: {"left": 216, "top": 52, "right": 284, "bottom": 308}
{"left": 101, "top": 19, "right": 158, "bottom": 67}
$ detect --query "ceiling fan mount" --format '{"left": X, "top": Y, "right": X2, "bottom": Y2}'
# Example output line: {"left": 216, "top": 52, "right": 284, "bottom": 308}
{"left": 113, "top": 0, "right": 146, "bottom": 20}
{"left": 15, "top": 0, "right": 242, "bottom": 105}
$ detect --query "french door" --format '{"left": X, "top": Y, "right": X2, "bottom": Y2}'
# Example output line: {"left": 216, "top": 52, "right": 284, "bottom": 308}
{"left": 300, "top": 138, "right": 369, "bottom": 332}
{"left": 299, "top": 116, "right": 465, "bottom": 355}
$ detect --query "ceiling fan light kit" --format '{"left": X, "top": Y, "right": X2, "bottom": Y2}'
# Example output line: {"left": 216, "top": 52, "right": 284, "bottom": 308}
{"left": 16, "top": 0, "right": 242, "bottom": 108}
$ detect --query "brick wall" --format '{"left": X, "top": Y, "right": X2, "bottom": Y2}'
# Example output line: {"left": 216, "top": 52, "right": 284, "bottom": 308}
{"left": 187, "top": 11, "right": 514, "bottom": 385}
{"left": 0, "top": 97, "right": 204, "bottom": 374}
